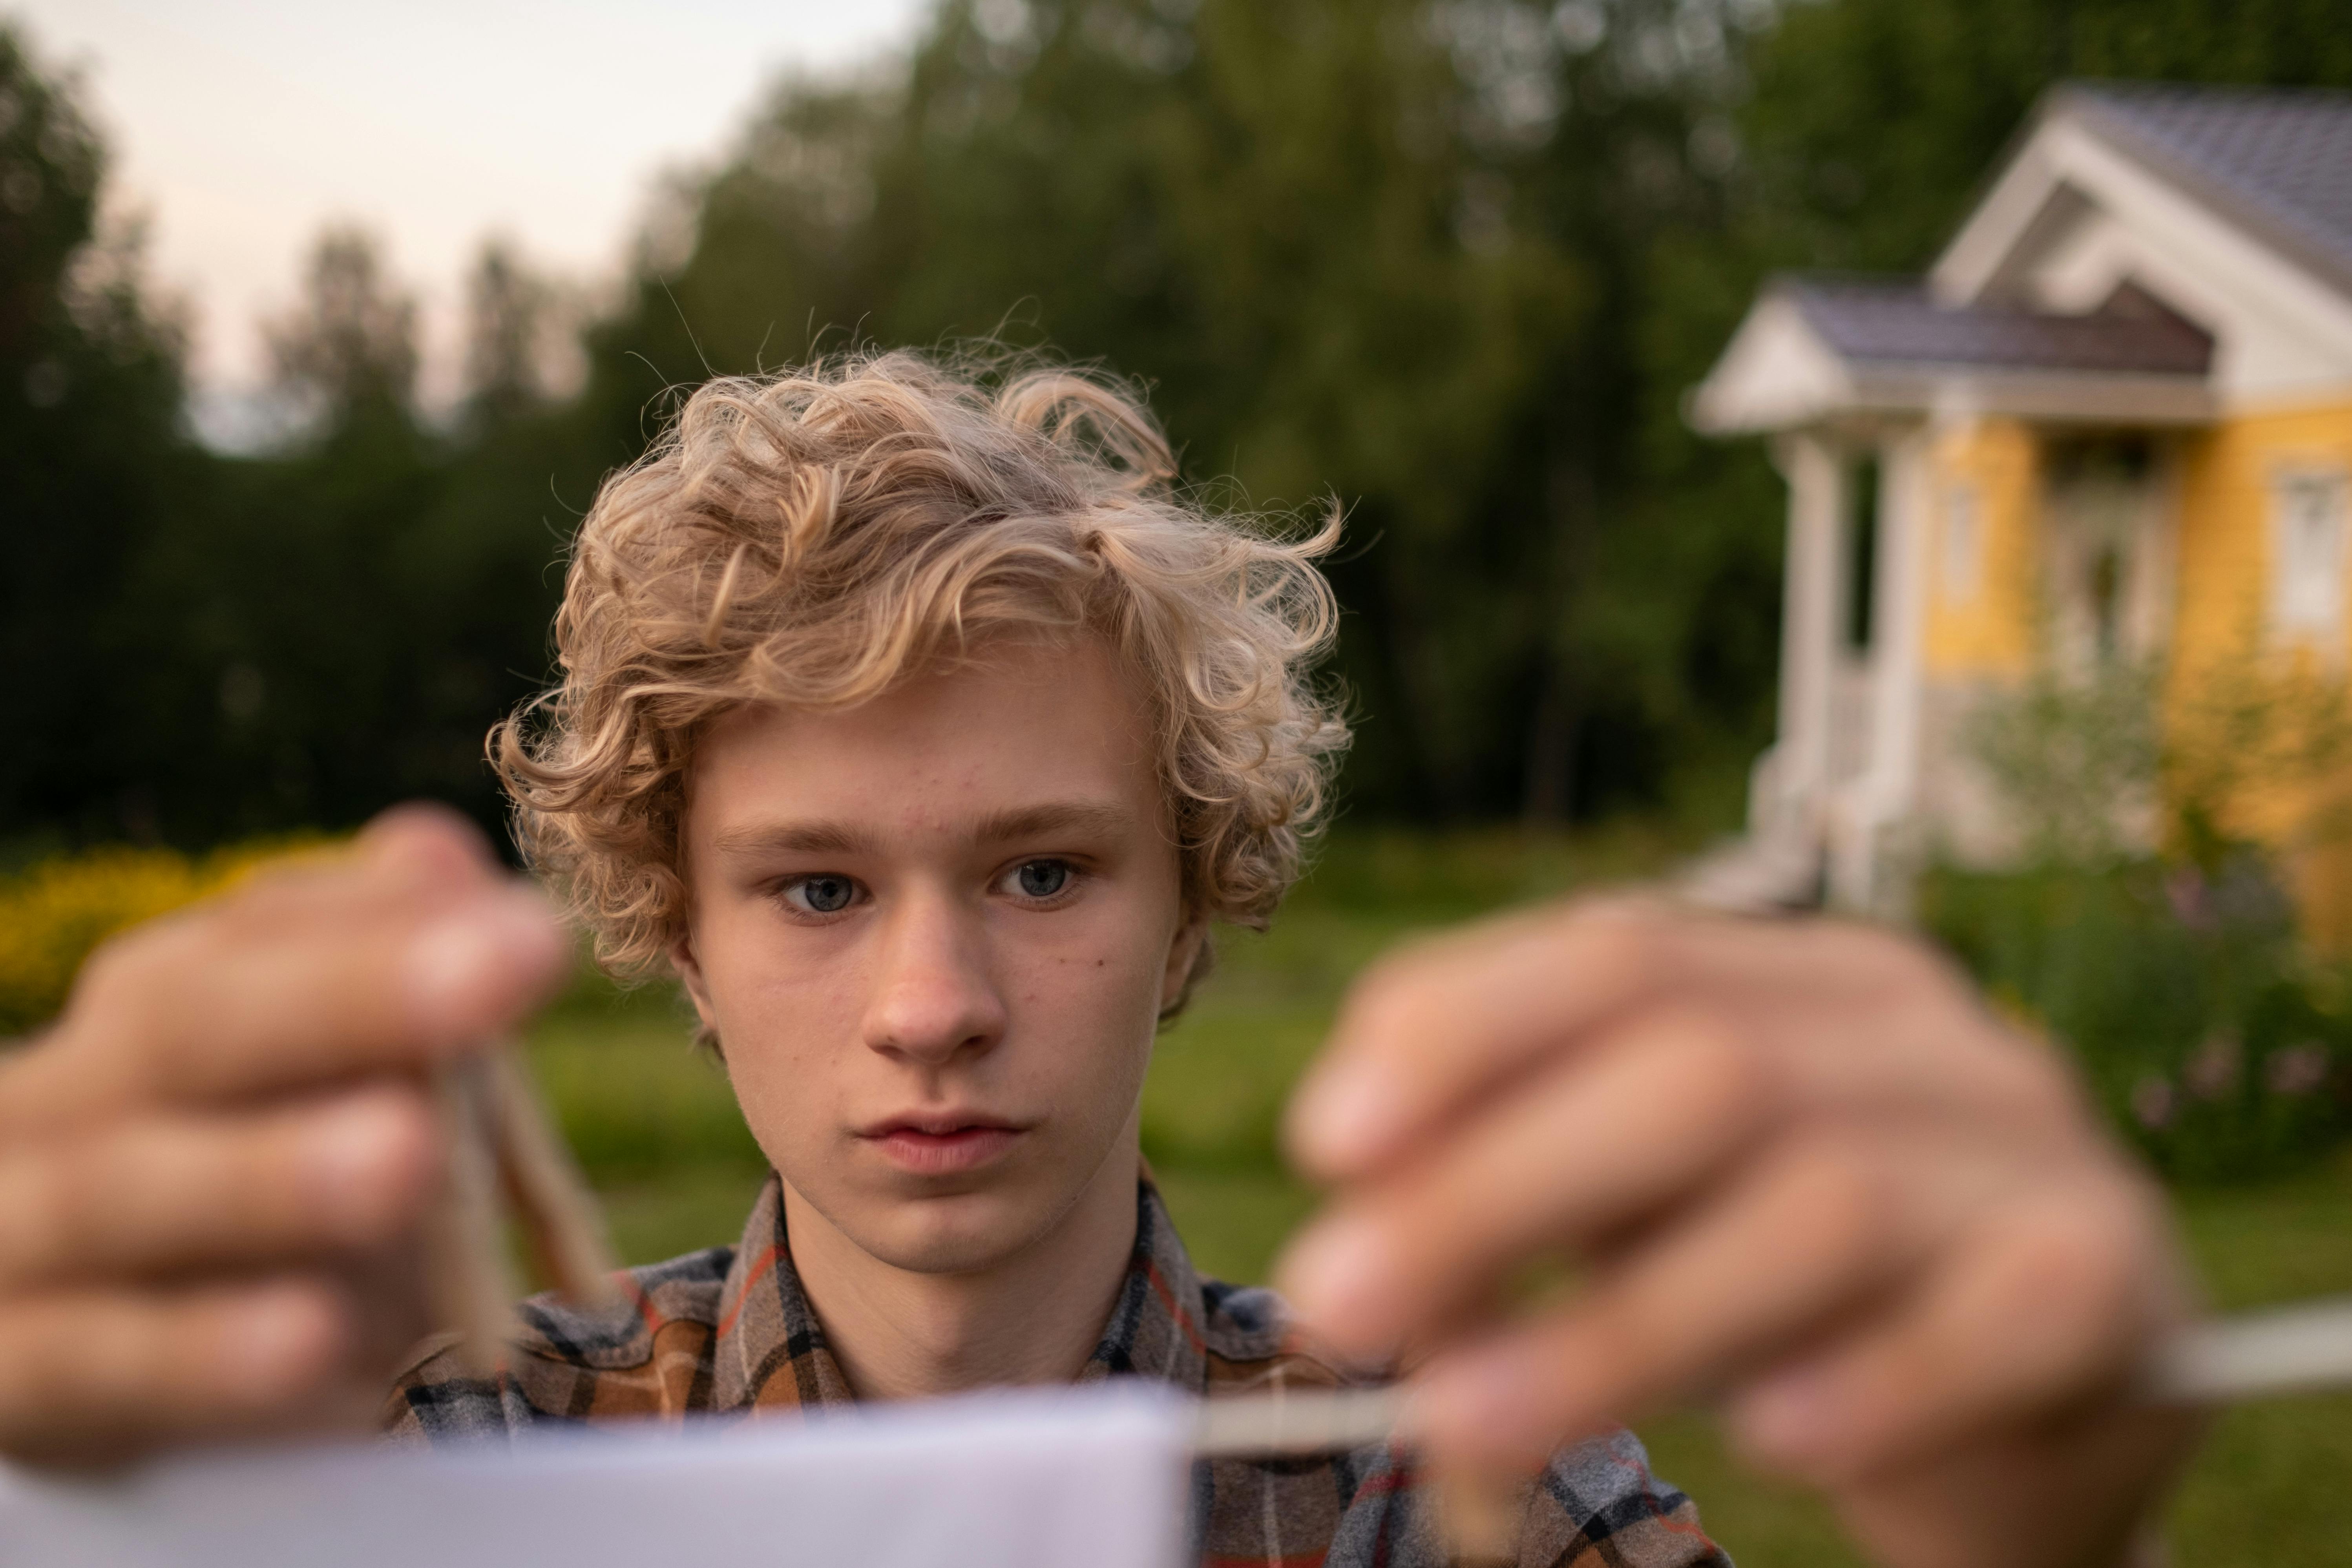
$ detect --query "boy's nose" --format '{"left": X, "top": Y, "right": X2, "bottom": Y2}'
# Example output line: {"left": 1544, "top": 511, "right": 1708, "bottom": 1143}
{"left": 859, "top": 893, "right": 1008, "bottom": 1066}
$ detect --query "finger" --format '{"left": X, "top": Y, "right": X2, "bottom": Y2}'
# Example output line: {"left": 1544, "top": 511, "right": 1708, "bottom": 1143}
{"left": 1402, "top": 1134, "right": 1930, "bottom": 1470}
{"left": 1287, "top": 902, "right": 1961, "bottom": 1180}
{"left": 0, "top": 1280, "right": 355, "bottom": 1467}
{"left": 0, "top": 1087, "right": 440, "bottom": 1289}
{"left": 360, "top": 803, "right": 502, "bottom": 885}
{"left": 1722, "top": 1172, "right": 2172, "bottom": 1485}
{"left": 1275, "top": 1007, "right": 1778, "bottom": 1359}
{"left": 5, "top": 878, "right": 566, "bottom": 1129}
{"left": 96, "top": 807, "right": 497, "bottom": 946}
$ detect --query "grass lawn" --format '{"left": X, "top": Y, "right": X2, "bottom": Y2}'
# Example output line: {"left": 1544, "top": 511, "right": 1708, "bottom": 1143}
{"left": 526, "top": 826, "right": 2352, "bottom": 1567}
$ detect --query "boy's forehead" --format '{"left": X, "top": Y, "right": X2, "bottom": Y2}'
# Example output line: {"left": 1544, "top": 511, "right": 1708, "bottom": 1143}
{"left": 685, "top": 637, "right": 1166, "bottom": 843}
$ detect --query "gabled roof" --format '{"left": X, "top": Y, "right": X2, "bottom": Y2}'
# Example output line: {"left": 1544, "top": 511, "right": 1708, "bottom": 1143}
{"left": 2058, "top": 82, "right": 2352, "bottom": 302}
{"left": 1784, "top": 276, "right": 2214, "bottom": 377}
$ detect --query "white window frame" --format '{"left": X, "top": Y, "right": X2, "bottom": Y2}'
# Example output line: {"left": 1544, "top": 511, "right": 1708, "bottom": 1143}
{"left": 2268, "top": 464, "right": 2351, "bottom": 657}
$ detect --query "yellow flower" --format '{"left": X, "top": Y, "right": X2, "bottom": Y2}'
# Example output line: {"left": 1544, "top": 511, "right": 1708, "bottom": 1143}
{"left": 0, "top": 836, "right": 343, "bottom": 1039}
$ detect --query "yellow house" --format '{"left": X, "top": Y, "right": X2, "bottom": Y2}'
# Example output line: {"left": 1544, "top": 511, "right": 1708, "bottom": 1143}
{"left": 1691, "top": 82, "right": 2352, "bottom": 927}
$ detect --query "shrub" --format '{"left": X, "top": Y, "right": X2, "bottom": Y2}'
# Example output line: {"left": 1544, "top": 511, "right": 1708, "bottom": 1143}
{"left": 0, "top": 838, "right": 334, "bottom": 1038}
{"left": 1921, "top": 856, "right": 2352, "bottom": 1184}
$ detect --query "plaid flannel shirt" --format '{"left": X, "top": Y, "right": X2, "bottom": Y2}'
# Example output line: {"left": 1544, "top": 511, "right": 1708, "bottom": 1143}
{"left": 385, "top": 1173, "right": 1727, "bottom": 1568}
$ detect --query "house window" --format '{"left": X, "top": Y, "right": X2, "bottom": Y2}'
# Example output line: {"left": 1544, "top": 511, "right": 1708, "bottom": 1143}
{"left": 2270, "top": 468, "right": 2350, "bottom": 647}
{"left": 1939, "top": 483, "right": 1981, "bottom": 605}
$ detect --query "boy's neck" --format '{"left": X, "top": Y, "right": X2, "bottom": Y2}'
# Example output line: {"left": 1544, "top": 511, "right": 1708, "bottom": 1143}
{"left": 777, "top": 1140, "right": 1143, "bottom": 1403}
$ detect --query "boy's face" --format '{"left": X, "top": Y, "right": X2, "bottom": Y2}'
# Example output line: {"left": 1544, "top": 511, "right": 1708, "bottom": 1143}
{"left": 671, "top": 635, "right": 1200, "bottom": 1275}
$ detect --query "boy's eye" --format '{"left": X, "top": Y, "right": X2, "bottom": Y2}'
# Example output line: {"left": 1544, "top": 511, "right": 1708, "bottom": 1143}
{"left": 1011, "top": 859, "right": 1072, "bottom": 899}
{"left": 787, "top": 874, "right": 859, "bottom": 915}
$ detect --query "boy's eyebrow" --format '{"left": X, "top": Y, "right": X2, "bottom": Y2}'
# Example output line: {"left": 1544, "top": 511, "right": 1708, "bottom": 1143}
{"left": 709, "top": 820, "right": 874, "bottom": 857}
{"left": 707, "top": 801, "right": 1135, "bottom": 859}
{"left": 971, "top": 801, "right": 1137, "bottom": 845}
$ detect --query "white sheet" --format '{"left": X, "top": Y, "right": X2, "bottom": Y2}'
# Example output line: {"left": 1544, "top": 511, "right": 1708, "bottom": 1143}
{"left": 0, "top": 1384, "right": 1190, "bottom": 1568}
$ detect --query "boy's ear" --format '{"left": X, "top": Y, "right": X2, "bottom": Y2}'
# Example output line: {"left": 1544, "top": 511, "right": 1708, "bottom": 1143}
{"left": 670, "top": 928, "right": 720, "bottom": 1037}
{"left": 1159, "top": 916, "right": 1208, "bottom": 1014}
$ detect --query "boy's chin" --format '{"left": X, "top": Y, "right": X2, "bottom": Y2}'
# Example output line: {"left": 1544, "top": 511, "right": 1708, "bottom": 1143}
{"left": 830, "top": 1185, "right": 1068, "bottom": 1276}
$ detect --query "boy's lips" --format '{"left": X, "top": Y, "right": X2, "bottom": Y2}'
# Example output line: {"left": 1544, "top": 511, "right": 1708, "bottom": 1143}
{"left": 857, "top": 1112, "right": 1033, "bottom": 1175}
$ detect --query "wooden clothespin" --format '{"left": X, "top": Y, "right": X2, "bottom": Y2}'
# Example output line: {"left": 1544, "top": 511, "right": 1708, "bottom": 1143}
{"left": 420, "top": 1045, "right": 623, "bottom": 1378}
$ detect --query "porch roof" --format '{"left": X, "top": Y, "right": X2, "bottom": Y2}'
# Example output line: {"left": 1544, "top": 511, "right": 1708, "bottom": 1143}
{"left": 1688, "top": 273, "right": 2217, "bottom": 435}
{"left": 1786, "top": 276, "right": 2214, "bottom": 377}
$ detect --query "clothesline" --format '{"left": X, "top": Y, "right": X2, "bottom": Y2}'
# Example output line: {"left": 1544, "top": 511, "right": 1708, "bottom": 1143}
{"left": 1190, "top": 1294, "right": 2352, "bottom": 1460}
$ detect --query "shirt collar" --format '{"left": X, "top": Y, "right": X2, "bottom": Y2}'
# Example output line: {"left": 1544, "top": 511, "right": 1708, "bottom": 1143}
{"left": 704, "top": 1170, "right": 1212, "bottom": 1413}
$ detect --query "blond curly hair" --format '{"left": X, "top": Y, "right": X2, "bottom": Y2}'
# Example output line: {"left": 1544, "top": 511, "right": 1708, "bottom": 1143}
{"left": 492, "top": 350, "right": 1348, "bottom": 1006}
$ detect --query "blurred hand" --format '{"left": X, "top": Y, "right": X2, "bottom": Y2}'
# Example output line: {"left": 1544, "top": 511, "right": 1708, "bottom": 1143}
{"left": 0, "top": 807, "right": 566, "bottom": 1467}
{"left": 1277, "top": 898, "right": 2201, "bottom": 1568}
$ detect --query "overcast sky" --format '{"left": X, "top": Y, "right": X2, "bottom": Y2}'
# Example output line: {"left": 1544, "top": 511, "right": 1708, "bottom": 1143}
{"left": 13, "top": 0, "right": 930, "bottom": 441}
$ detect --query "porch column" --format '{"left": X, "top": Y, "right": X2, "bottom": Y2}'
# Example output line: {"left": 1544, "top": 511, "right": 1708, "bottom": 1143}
{"left": 1760, "top": 431, "right": 1846, "bottom": 845}
{"left": 1836, "top": 424, "right": 1933, "bottom": 912}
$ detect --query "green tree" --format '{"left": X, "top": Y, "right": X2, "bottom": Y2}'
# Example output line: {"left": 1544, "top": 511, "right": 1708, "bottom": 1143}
{"left": 156, "top": 223, "right": 574, "bottom": 843}
{"left": 0, "top": 23, "right": 205, "bottom": 853}
{"left": 459, "top": 237, "right": 563, "bottom": 433}
{"left": 263, "top": 225, "right": 420, "bottom": 432}
{"left": 1737, "top": 0, "right": 2352, "bottom": 276}
{"left": 108, "top": 221, "right": 563, "bottom": 845}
